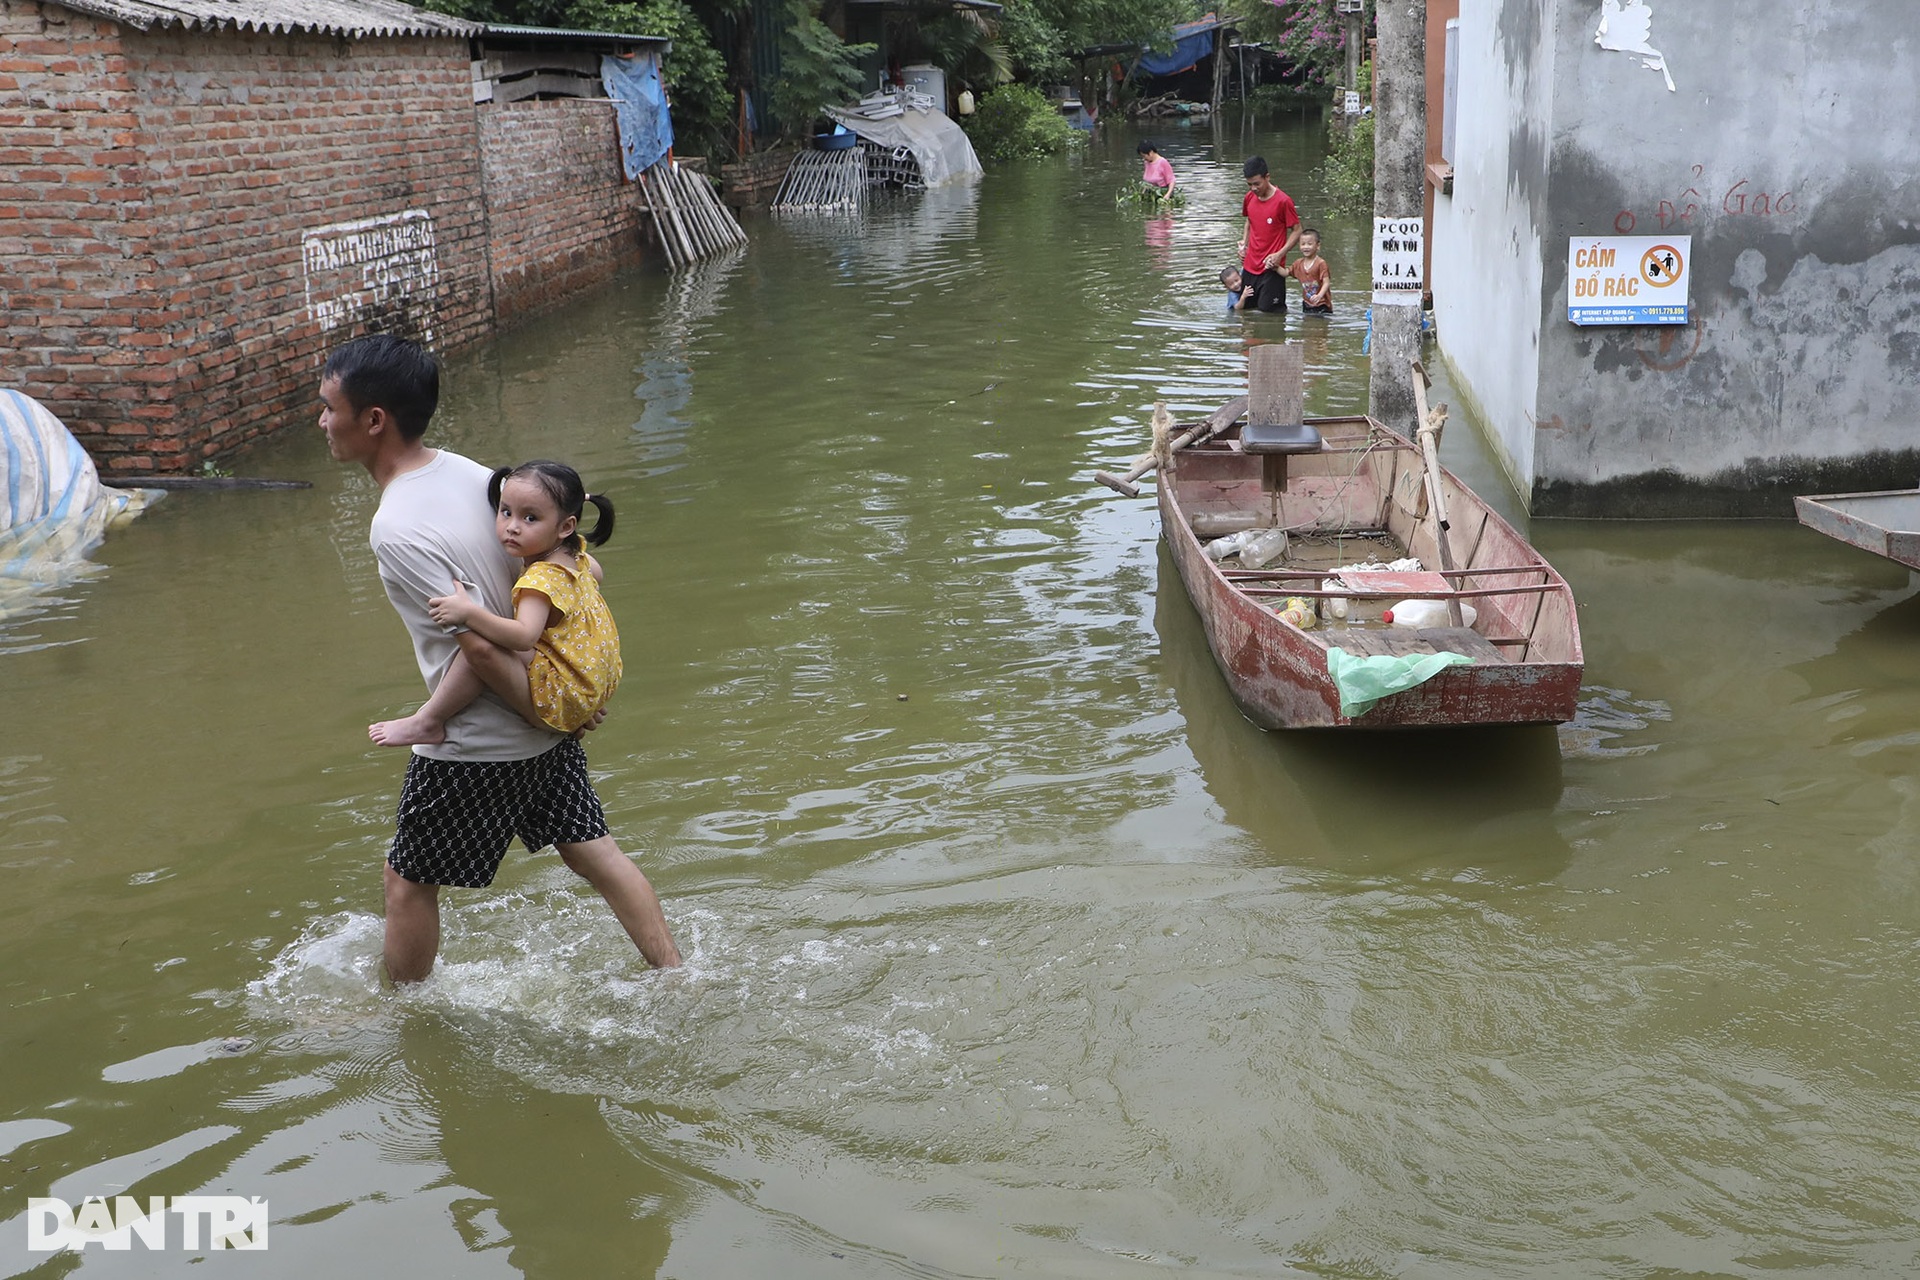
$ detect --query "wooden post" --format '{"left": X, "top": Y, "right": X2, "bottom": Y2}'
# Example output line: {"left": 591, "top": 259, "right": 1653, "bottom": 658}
{"left": 1211, "top": 25, "right": 1228, "bottom": 113}
{"left": 1408, "top": 357, "right": 1462, "bottom": 626}
{"left": 1367, "top": 0, "right": 1426, "bottom": 434}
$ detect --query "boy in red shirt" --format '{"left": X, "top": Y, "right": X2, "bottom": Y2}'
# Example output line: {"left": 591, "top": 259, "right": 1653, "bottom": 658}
{"left": 1236, "top": 155, "right": 1301, "bottom": 313}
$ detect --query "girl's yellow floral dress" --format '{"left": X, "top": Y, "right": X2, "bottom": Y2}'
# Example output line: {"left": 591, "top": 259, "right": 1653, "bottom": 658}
{"left": 514, "top": 552, "right": 622, "bottom": 733}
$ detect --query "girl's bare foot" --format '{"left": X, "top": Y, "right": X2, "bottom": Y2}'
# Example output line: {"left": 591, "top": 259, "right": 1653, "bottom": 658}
{"left": 369, "top": 714, "right": 446, "bottom": 747}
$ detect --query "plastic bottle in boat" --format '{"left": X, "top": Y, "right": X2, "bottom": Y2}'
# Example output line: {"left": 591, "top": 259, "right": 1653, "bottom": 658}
{"left": 1382, "top": 599, "right": 1478, "bottom": 629}
{"left": 1203, "top": 530, "right": 1250, "bottom": 561}
{"left": 1238, "top": 528, "right": 1289, "bottom": 570}
{"left": 1276, "top": 596, "right": 1316, "bottom": 629}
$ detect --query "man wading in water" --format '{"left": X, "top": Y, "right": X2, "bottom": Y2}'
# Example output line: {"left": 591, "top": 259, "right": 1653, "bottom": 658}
{"left": 1235, "top": 155, "right": 1302, "bottom": 314}
{"left": 319, "top": 334, "right": 680, "bottom": 982}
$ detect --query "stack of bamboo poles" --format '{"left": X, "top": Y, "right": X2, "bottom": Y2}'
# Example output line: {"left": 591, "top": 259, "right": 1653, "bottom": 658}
{"left": 771, "top": 147, "right": 868, "bottom": 214}
{"left": 638, "top": 160, "right": 747, "bottom": 270}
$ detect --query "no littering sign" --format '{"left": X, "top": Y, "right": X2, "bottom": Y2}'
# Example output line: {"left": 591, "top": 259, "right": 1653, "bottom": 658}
{"left": 1567, "top": 234, "right": 1690, "bottom": 325}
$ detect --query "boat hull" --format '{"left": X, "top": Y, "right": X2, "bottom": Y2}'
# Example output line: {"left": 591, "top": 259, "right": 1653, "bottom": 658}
{"left": 1158, "top": 416, "right": 1583, "bottom": 730}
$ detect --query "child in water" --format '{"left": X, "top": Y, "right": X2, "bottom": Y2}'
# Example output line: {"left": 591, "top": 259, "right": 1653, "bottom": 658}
{"left": 1289, "top": 228, "right": 1333, "bottom": 314}
{"left": 370, "top": 460, "right": 624, "bottom": 746}
{"left": 1220, "top": 265, "right": 1252, "bottom": 312}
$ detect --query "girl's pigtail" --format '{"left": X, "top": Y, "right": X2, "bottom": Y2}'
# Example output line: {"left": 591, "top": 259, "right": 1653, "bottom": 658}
{"left": 485, "top": 465, "right": 514, "bottom": 510}
{"left": 581, "top": 493, "right": 616, "bottom": 547}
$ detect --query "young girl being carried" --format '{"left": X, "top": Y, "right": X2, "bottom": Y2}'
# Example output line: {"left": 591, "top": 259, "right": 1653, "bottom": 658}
{"left": 370, "top": 460, "right": 623, "bottom": 747}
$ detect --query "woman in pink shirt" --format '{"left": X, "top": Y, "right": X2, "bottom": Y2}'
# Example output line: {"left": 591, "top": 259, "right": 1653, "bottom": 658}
{"left": 1137, "top": 141, "right": 1176, "bottom": 196}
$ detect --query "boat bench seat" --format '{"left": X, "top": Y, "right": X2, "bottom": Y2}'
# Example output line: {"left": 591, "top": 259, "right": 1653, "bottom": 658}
{"left": 1240, "top": 422, "right": 1324, "bottom": 454}
{"left": 1240, "top": 422, "right": 1324, "bottom": 492}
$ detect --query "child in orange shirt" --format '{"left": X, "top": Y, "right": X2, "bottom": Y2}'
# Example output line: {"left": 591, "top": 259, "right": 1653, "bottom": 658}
{"left": 1289, "top": 228, "right": 1333, "bottom": 314}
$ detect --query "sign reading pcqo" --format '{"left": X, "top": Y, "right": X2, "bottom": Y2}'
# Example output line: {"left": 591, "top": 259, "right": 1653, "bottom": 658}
{"left": 1567, "top": 235, "right": 1689, "bottom": 325}
{"left": 1372, "top": 217, "right": 1423, "bottom": 307}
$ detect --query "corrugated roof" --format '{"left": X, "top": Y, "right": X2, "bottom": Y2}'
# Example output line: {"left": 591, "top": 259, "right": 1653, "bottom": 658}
{"left": 47, "top": 0, "right": 479, "bottom": 39}
{"left": 480, "top": 22, "right": 669, "bottom": 46}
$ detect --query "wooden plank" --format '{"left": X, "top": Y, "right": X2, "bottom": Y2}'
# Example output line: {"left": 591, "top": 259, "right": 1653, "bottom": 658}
{"left": 1238, "top": 583, "right": 1562, "bottom": 601}
{"left": 1416, "top": 626, "right": 1507, "bottom": 663}
{"left": 492, "top": 72, "right": 602, "bottom": 104}
{"left": 487, "top": 50, "right": 600, "bottom": 77}
{"left": 1321, "top": 627, "right": 1393, "bottom": 656}
{"left": 1223, "top": 563, "right": 1550, "bottom": 581}
{"left": 1247, "top": 342, "right": 1304, "bottom": 426}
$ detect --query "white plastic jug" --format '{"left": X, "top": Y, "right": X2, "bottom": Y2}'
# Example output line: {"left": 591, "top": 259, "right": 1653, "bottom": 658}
{"left": 1382, "top": 599, "right": 1477, "bottom": 629}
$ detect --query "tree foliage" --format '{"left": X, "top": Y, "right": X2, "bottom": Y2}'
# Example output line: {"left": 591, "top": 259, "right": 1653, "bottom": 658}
{"left": 1315, "top": 109, "right": 1372, "bottom": 213}
{"left": 1238, "top": 0, "right": 1362, "bottom": 96}
{"left": 960, "top": 82, "right": 1080, "bottom": 162}
{"left": 993, "top": 0, "right": 1191, "bottom": 86}
{"left": 886, "top": 9, "right": 1012, "bottom": 92}
{"left": 770, "top": 0, "right": 875, "bottom": 136}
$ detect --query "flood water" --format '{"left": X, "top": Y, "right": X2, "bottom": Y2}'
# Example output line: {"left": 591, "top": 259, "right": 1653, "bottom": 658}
{"left": 7, "top": 113, "right": 1920, "bottom": 1277}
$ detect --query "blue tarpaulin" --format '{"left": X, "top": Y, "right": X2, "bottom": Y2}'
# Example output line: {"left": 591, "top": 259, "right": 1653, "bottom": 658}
{"left": 602, "top": 52, "right": 672, "bottom": 178}
{"left": 1136, "top": 17, "right": 1222, "bottom": 76}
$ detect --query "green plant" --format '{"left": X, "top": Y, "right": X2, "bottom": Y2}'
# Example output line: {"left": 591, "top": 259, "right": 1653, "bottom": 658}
{"left": 959, "top": 83, "right": 1080, "bottom": 162}
{"left": 1314, "top": 110, "right": 1373, "bottom": 214}
{"left": 198, "top": 459, "right": 233, "bottom": 479}
{"left": 1247, "top": 81, "right": 1321, "bottom": 111}
{"left": 770, "top": 0, "right": 876, "bottom": 137}
{"left": 1115, "top": 182, "right": 1185, "bottom": 209}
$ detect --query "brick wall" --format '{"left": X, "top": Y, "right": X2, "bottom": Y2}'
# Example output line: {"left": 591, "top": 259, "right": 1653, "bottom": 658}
{"left": 0, "top": 3, "right": 670, "bottom": 474}
{"left": 116, "top": 24, "right": 493, "bottom": 473}
{"left": 478, "top": 97, "right": 649, "bottom": 328}
{"left": 0, "top": 2, "right": 158, "bottom": 464}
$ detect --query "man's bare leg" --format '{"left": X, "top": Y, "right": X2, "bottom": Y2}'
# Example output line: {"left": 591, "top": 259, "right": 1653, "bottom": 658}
{"left": 384, "top": 864, "right": 442, "bottom": 984}
{"left": 556, "top": 836, "right": 682, "bottom": 968}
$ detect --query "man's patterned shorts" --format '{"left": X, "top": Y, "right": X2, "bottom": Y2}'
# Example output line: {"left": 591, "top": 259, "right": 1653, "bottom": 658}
{"left": 387, "top": 737, "right": 610, "bottom": 888}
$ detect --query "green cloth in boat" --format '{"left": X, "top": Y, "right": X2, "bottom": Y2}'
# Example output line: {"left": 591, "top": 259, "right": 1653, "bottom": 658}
{"left": 1326, "top": 647, "right": 1475, "bottom": 718}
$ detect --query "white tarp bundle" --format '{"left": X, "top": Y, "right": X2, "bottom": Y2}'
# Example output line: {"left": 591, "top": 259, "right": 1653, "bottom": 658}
{"left": 825, "top": 101, "right": 982, "bottom": 188}
{"left": 0, "top": 389, "right": 151, "bottom": 591}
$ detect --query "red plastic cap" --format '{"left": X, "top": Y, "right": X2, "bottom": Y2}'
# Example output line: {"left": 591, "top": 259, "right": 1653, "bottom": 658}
{"left": 1381, "top": 609, "right": 1395, "bottom": 623}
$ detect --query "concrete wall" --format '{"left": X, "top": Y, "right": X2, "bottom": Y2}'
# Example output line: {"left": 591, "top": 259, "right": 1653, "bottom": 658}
{"left": 1435, "top": 0, "right": 1920, "bottom": 517}
{"left": 0, "top": 0, "right": 658, "bottom": 476}
{"left": 1429, "top": 0, "right": 1557, "bottom": 499}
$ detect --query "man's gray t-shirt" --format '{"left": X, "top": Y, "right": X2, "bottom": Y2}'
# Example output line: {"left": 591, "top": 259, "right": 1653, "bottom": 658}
{"left": 370, "top": 449, "right": 561, "bottom": 762}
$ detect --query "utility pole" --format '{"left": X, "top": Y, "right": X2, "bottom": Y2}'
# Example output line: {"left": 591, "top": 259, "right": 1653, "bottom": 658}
{"left": 1367, "top": 0, "right": 1426, "bottom": 432}
{"left": 1342, "top": 0, "right": 1363, "bottom": 95}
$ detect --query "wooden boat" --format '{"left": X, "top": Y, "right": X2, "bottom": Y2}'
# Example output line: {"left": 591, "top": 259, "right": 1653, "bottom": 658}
{"left": 1793, "top": 488, "right": 1920, "bottom": 569}
{"left": 1154, "top": 347, "right": 1583, "bottom": 730}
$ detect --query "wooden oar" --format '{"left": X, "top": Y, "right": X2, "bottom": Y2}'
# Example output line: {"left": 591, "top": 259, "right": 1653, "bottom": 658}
{"left": 1095, "top": 395, "right": 1249, "bottom": 497}
{"left": 1408, "top": 359, "right": 1463, "bottom": 627}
